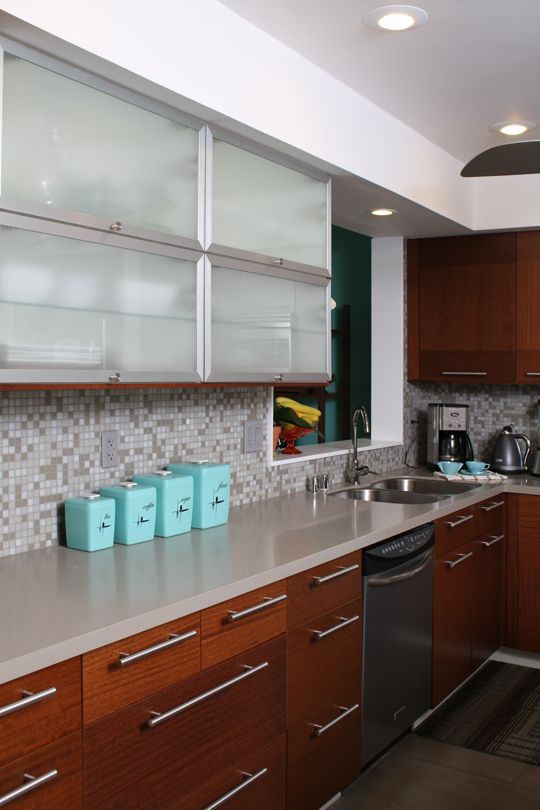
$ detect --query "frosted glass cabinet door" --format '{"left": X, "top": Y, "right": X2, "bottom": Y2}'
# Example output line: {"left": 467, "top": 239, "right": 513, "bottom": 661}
{"left": 210, "top": 138, "right": 329, "bottom": 270}
{"left": 0, "top": 222, "right": 202, "bottom": 383}
{"left": 1, "top": 52, "right": 201, "bottom": 244}
{"left": 206, "top": 259, "right": 330, "bottom": 382}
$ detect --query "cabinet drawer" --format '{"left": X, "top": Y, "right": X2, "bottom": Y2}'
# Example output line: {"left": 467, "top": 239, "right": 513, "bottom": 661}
{"left": 0, "top": 731, "right": 82, "bottom": 809}
{"left": 287, "top": 598, "right": 362, "bottom": 728}
{"left": 287, "top": 552, "right": 362, "bottom": 630}
{"left": 84, "top": 636, "right": 286, "bottom": 810}
{"left": 201, "top": 581, "right": 286, "bottom": 668}
{"left": 83, "top": 612, "right": 200, "bottom": 724}
{"left": 0, "top": 658, "right": 81, "bottom": 768}
{"left": 475, "top": 496, "right": 506, "bottom": 536}
{"left": 418, "top": 351, "right": 515, "bottom": 384}
{"left": 183, "top": 734, "right": 285, "bottom": 810}
{"left": 287, "top": 700, "right": 362, "bottom": 810}
{"left": 435, "top": 508, "right": 476, "bottom": 558}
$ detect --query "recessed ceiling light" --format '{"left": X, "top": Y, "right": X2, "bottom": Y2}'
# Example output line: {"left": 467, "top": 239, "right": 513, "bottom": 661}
{"left": 490, "top": 120, "right": 536, "bottom": 137}
{"left": 364, "top": 5, "right": 429, "bottom": 32}
{"left": 369, "top": 208, "right": 396, "bottom": 217}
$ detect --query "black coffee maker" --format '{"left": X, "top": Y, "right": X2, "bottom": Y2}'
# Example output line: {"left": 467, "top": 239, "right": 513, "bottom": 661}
{"left": 427, "top": 403, "right": 474, "bottom": 467}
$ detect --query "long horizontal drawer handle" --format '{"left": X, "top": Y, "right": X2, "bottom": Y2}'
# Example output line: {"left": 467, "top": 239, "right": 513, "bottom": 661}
{"left": 312, "top": 614, "right": 360, "bottom": 640}
{"left": 148, "top": 661, "right": 269, "bottom": 728}
{"left": 525, "top": 372, "right": 540, "bottom": 376}
{"left": 476, "top": 534, "right": 505, "bottom": 547}
{"left": 227, "top": 593, "right": 287, "bottom": 622}
{"left": 443, "top": 551, "right": 473, "bottom": 569}
{"left": 480, "top": 501, "right": 505, "bottom": 512}
{"left": 202, "top": 768, "right": 268, "bottom": 810}
{"left": 441, "top": 371, "right": 488, "bottom": 376}
{"left": 311, "top": 704, "right": 359, "bottom": 737}
{"left": 312, "top": 563, "right": 360, "bottom": 586}
{"left": 119, "top": 629, "right": 198, "bottom": 666}
{"left": 445, "top": 514, "right": 474, "bottom": 528}
{"left": 0, "top": 687, "right": 57, "bottom": 719}
{"left": 0, "top": 770, "right": 58, "bottom": 807}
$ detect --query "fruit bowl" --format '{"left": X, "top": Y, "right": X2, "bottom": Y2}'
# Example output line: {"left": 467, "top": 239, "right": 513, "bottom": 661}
{"left": 278, "top": 423, "right": 316, "bottom": 455}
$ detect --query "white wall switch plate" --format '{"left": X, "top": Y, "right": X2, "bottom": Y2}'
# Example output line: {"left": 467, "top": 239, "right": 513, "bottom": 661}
{"left": 243, "top": 419, "right": 264, "bottom": 453}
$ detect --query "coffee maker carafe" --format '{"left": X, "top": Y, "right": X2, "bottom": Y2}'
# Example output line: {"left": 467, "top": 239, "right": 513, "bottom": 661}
{"left": 427, "top": 403, "right": 474, "bottom": 468}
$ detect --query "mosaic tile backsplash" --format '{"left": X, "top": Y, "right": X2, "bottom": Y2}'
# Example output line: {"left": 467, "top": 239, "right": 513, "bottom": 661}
{"left": 0, "top": 387, "right": 403, "bottom": 558}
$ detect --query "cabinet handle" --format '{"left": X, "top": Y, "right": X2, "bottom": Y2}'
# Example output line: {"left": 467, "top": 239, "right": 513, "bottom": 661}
{"left": 227, "top": 593, "right": 286, "bottom": 622}
{"left": 273, "top": 374, "right": 284, "bottom": 381}
{"left": 476, "top": 534, "right": 505, "bottom": 548}
{"left": 525, "top": 372, "right": 540, "bottom": 376}
{"left": 272, "top": 258, "right": 284, "bottom": 266}
{"left": 441, "top": 371, "right": 487, "bottom": 376}
{"left": 480, "top": 501, "right": 505, "bottom": 512}
{"left": 108, "top": 372, "right": 122, "bottom": 384}
{"left": 443, "top": 551, "right": 473, "bottom": 569}
{"left": 110, "top": 221, "right": 122, "bottom": 232}
{"left": 310, "top": 703, "right": 359, "bottom": 737}
{"left": 0, "top": 770, "right": 58, "bottom": 806}
{"left": 202, "top": 768, "right": 268, "bottom": 810}
{"left": 445, "top": 514, "right": 474, "bottom": 528}
{"left": 118, "top": 629, "right": 198, "bottom": 666}
{"left": 312, "top": 563, "right": 360, "bottom": 586}
{"left": 148, "top": 661, "right": 269, "bottom": 728}
{"left": 0, "top": 687, "right": 56, "bottom": 719}
{"left": 312, "top": 614, "right": 360, "bottom": 640}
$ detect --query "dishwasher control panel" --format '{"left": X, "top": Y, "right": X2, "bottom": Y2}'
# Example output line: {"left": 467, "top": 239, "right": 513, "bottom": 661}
{"left": 366, "top": 523, "right": 434, "bottom": 560}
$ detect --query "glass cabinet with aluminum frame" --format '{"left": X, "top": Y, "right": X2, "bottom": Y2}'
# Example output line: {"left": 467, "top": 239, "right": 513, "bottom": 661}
{"left": 0, "top": 214, "right": 204, "bottom": 384}
{"left": 205, "top": 255, "right": 330, "bottom": 383}
{"left": 0, "top": 45, "right": 204, "bottom": 250}
{"left": 208, "top": 131, "right": 330, "bottom": 274}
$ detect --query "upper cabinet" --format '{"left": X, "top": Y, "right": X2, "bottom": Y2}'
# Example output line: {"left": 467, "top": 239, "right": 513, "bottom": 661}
{"left": 208, "top": 132, "right": 330, "bottom": 274}
{"left": 516, "top": 231, "right": 540, "bottom": 383}
{"left": 408, "top": 234, "right": 517, "bottom": 384}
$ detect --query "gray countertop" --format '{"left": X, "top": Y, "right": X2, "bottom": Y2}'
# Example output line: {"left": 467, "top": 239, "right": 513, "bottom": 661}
{"left": 2, "top": 468, "right": 540, "bottom": 684}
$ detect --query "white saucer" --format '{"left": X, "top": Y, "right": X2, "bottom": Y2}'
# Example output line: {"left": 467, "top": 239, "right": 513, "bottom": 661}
{"left": 460, "top": 469, "right": 491, "bottom": 476}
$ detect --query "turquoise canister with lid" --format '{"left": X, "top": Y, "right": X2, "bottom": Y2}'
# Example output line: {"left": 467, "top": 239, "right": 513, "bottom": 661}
{"left": 167, "top": 461, "right": 230, "bottom": 529}
{"left": 99, "top": 481, "right": 157, "bottom": 544}
{"left": 132, "top": 470, "right": 193, "bottom": 537}
{"left": 65, "top": 493, "right": 116, "bottom": 552}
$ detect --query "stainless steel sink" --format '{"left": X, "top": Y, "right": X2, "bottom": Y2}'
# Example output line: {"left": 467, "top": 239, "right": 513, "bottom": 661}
{"left": 370, "top": 477, "right": 481, "bottom": 495}
{"left": 329, "top": 488, "right": 441, "bottom": 504}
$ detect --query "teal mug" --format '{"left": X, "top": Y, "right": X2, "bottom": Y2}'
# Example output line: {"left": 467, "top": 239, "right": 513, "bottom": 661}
{"left": 437, "top": 461, "right": 463, "bottom": 475}
{"left": 466, "top": 461, "right": 490, "bottom": 473}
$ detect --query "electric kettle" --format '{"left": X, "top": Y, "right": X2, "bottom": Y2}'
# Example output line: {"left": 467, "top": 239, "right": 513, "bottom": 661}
{"left": 490, "top": 424, "right": 531, "bottom": 474}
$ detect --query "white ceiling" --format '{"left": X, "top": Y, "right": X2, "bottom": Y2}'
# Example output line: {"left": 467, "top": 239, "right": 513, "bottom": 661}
{"left": 219, "top": 0, "right": 540, "bottom": 164}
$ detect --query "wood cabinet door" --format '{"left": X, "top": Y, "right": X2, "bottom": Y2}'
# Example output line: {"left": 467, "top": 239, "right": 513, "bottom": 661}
{"left": 507, "top": 495, "right": 540, "bottom": 653}
{"left": 472, "top": 532, "right": 506, "bottom": 670}
{"left": 516, "top": 231, "right": 540, "bottom": 382}
{"left": 432, "top": 540, "right": 474, "bottom": 707}
{"left": 412, "top": 234, "right": 516, "bottom": 383}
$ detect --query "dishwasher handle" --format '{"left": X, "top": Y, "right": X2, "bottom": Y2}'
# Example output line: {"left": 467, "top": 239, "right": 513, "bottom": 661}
{"left": 367, "top": 550, "right": 433, "bottom": 587}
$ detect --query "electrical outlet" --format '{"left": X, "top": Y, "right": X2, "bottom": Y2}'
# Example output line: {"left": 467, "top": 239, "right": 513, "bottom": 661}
{"left": 101, "top": 430, "right": 119, "bottom": 468}
{"left": 243, "top": 419, "right": 264, "bottom": 453}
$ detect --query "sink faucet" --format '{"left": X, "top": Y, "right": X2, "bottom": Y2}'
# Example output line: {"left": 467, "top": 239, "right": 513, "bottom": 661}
{"left": 345, "top": 405, "right": 370, "bottom": 484}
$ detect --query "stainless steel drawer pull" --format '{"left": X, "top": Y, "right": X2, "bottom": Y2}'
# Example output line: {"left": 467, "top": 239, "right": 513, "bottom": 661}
{"left": 312, "top": 563, "right": 360, "bottom": 586}
{"left": 477, "top": 534, "right": 505, "bottom": 548}
{"left": 227, "top": 594, "right": 287, "bottom": 622}
{"left": 118, "top": 629, "right": 198, "bottom": 666}
{"left": 525, "top": 372, "right": 540, "bottom": 376}
{"left": 444, "top": 551, "right": 473, "bottom": 569}
{"left": 311, "top": 703, "right": 359, "bottom": 737}
{"left": 481, "top": 501, "right": 505, "bottom": 512}
{"left": 0, "top": 770, "right": 58, "bottom": 807}
{"left": 312, "top": 614, "right": 360, "bottom": 640}
{"left": 0, "top": 687, "right": 57, "bottom": 719}
{"left": 445, "top": 514, "right": 474, "bottom": 528}
{"left": 441, "top": 371, "right": 488, "bottom": 376}
{"left": 202, "top": 768, "right": 268, "bottom": 810}
{"left": 148, "top": 661, "right": 269, "bottom": 728}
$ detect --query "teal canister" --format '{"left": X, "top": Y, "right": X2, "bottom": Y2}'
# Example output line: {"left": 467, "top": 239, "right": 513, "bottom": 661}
{"left": 132, "top": 471, "right": 194, "bottom": 537}
{"left": 65, "top": 494, "right": 116, "bottom": 552}
{"left": 99, "top": 481, "right": 157, "bottom": 545}
{"left": 167, "top": 461, "right": 230, "bottom": 529}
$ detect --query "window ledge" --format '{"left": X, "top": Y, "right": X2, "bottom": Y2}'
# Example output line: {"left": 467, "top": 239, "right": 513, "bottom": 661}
{"left": 269, "top": 438, "right": 402, "bottom": 466}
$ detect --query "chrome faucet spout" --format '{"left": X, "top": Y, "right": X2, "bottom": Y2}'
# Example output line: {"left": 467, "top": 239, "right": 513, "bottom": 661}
{"left": 346, "top": 405, "right": 370, "bottom": 484}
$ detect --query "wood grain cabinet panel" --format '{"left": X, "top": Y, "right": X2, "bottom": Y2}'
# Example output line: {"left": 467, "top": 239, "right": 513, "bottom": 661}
{"left": 84, "top": 636, "right": 286, "bottom": 810}
{"left": 474, "top": 496, "right": 506, "bottom": 537}
{"left": 472, "top": 531, "right": 506, "bottom": 669}
{"left": 517, "top": 527, "right": 540, "bottom": 652}
{"left": 201, "top": 581, "right": 287, "bottom": 668}
{"left": 0, "top": 658, "right": 81, "bottom": 768}
{"left": 287, "top": 552, "right": 362, "bottom": 630}
{"left": 82, "top": 612, "right": 200, "bottom": 724}
{"left": 0, "top": 732, "right": 82, "bottom": 809}
{"left": 434, "top": 507, "right": 475, "bottom": 559}
{"left": 516, "top": 231, "right": 540, "bottom": 382}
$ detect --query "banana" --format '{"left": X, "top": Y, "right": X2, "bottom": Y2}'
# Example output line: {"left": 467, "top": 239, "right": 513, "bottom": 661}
{"left": 275, "top": 397, "right": 321, "bottom": 422}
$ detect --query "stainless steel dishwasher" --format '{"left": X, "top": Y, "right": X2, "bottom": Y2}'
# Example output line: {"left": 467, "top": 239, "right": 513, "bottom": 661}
{"left": 362, "top": 523, "right": 434, "bottom": 766}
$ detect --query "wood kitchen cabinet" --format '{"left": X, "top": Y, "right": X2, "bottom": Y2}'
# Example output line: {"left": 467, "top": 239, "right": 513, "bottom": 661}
{"left": 507, "top": 494, "right": 540, "bottom": 652}
{"left": 408, "top": 234, "right": 516, "bottom": 384}
{"left": 516, "top": 231, "right": 540, "bottom": 382}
